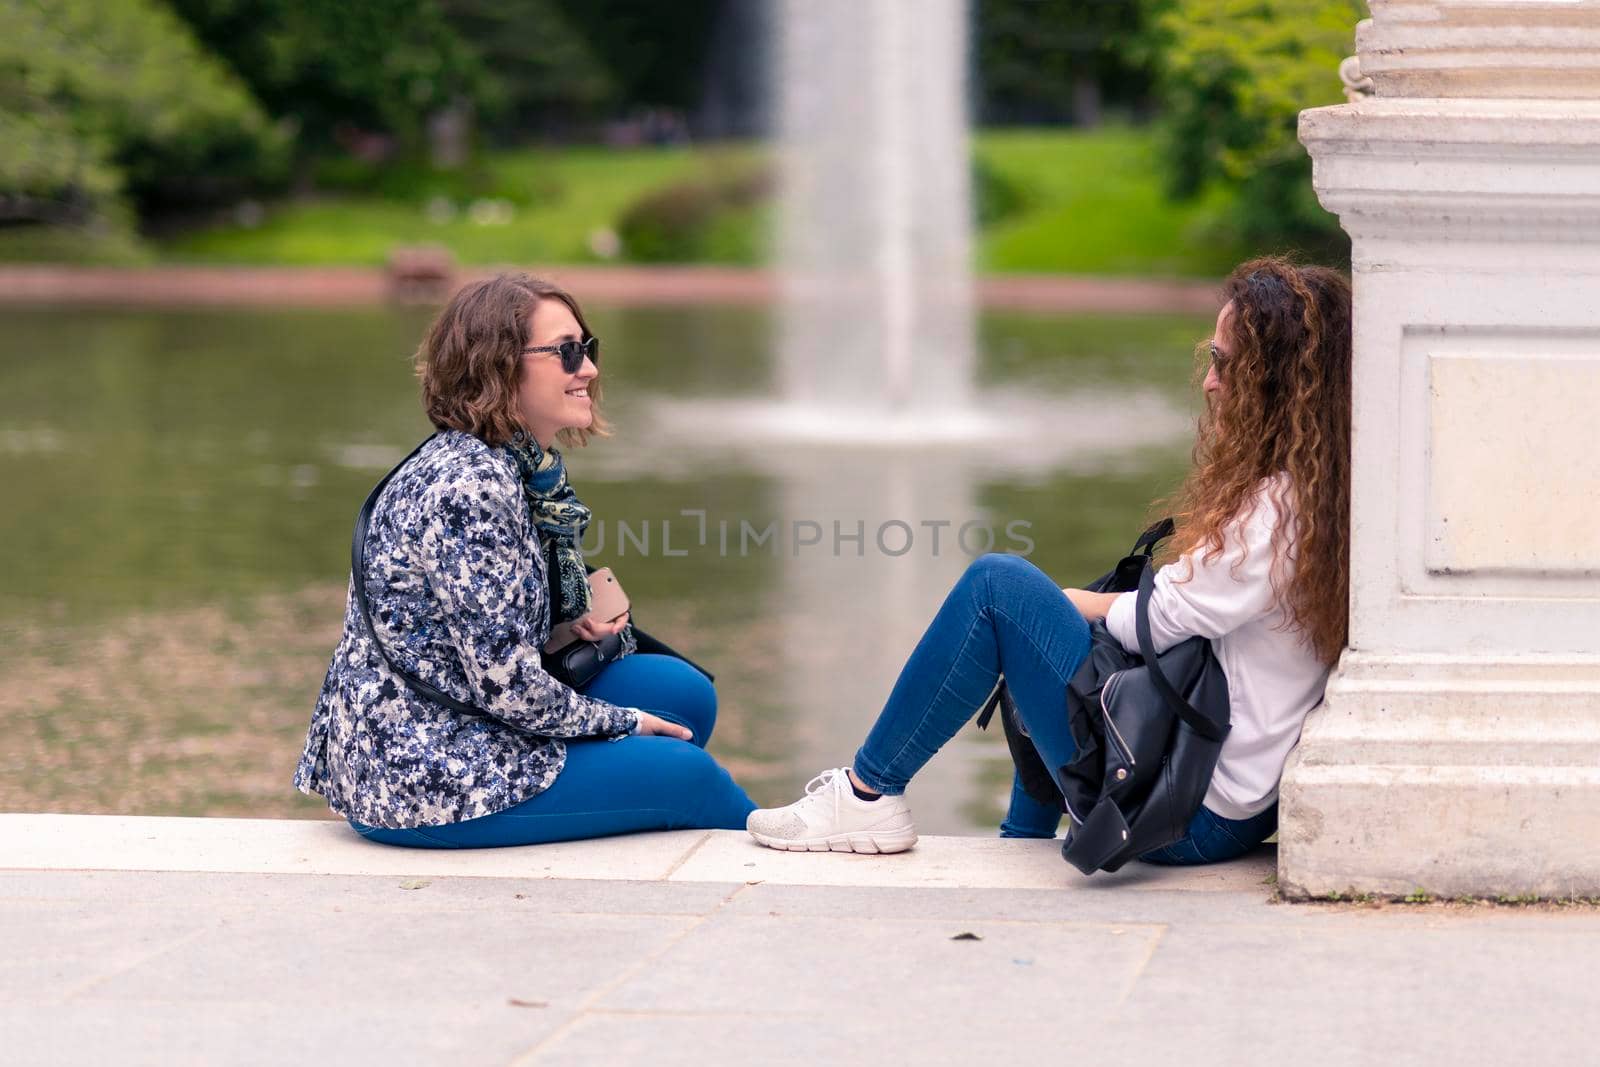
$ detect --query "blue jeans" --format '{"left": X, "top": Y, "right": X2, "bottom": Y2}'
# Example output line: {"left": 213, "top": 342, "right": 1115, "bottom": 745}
{"left": 350, "top": 653, "right": 757, "bottom": 848}
{"left": 853, "top": 554, "right": 1092, "bottom": 811}
{"left": 853, "top": 553, "right": 1274, "bottom": 866}
{"left": 1139, "top": 803, "right": 1279, "bottom": 865}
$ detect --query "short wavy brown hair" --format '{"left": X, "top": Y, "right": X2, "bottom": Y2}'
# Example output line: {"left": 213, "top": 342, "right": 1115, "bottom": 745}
{"left": 416, "top": 273, "right": 609, "bottom": 448}
{"left": 1161, "top": 256, "right": 1353, "bottom": 666}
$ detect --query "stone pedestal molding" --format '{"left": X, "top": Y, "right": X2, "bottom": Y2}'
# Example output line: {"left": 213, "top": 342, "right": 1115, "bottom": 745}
{"left": 1280, "top": 0, "right": 1600, "bottom": 898}
{"left": 1356, "top": 0, "right": 1600, "bottom": 98}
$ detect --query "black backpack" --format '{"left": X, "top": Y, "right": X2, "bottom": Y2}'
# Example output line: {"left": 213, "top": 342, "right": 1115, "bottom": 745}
{"left": 979, "top": 520, "right": 1232, "bottom": 874}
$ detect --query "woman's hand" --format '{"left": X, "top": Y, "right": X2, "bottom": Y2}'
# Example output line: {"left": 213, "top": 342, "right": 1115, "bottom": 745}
{"left": 1063, "top": 588, "right": 1120, "bottom": 622}
{"left": 634, "top": 711, "right": 693, "bottom": 741}
{"left": 572, "top": 610, "right": 630, "bottom": 642}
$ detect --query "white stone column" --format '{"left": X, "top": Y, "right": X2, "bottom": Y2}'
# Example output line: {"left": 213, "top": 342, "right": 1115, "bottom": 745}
{"left": 1281, "top": 0, "right": 1600, "bottom": 898}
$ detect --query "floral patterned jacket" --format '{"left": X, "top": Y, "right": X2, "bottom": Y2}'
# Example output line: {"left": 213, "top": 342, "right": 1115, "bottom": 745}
{"left": 294, "top": 430, "right": 640, "bottom": 828}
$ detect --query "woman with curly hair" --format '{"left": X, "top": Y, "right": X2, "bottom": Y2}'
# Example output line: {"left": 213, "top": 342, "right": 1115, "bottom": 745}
{"left": 748, "top": 257, "right": 1353, "bottom": 863}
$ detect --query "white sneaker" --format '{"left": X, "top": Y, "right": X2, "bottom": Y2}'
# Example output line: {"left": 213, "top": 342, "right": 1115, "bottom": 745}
{"left": 746, "top": 768, "right": 918, "bottom": 854}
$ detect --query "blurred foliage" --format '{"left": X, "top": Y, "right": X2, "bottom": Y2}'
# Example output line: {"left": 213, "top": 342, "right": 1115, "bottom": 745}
{"left": 160, "top": 144, "right": 726, "bottom": 266}
{"left": 0, "top": 96, "right": 122, "bottom": 231}
{"left": 615, "top": 168, "right": 770, "bottom": 264}
{"left": 977, "top": 0, "right": 1154, "bottom": 125}
{"left": 0, "top": 0, "right": 1368, "bottom": 269}
{"left": 0, "top": 0, "right": 286, "bottom": 239}
{"left": 559, "top": 0, "right": 726, "bottom": 116}
{"left": 184, "top": 0, "right": 733, "bottom": 147}
{"left": 973, "top": 156, "right": 1032, "bottom": 227}
{"left": 1143, "top": 0, "right": 1362, "bottom": 260}
{"left": 168, "top": 0, "right": 486, "bottom": 152}
{"left": 162, "top": 130, "right": 1244, "bottom": 278}
{"left": 441, "top": 0, "right": 616, "bottom": 139}
{"left": 0, "top": 220, "right": 149, "bottom": 265}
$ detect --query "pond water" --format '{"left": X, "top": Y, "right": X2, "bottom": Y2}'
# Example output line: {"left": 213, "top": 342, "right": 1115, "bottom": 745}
{"left": 0, "top": 302, "right": 1211, "bottom": 833}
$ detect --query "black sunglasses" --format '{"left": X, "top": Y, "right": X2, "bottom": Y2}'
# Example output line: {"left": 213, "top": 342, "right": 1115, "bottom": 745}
{"left": 523, "top": 336, "right": 599, "bottom": 373}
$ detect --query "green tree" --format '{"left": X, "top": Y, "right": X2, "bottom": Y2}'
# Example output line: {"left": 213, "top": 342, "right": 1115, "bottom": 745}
{"left": 1144, "top": 0, "right": 1362, "bottom": 258}
{"left": 560, "top": 0, "right": 724, "bottom": 115}
{"left": 450, "top": 0, "right": 746, "bottom": 139}
{"left": 977, "top": 0, "right": 1154, "bottom": 126}
{"left": 441, "top": 0, "right": 614, "bottom": 139}
{"left": 0, "top": 0, "right": 286, "bottom": 235}
{"left": 169, "top": 0, "right": 487, "bottom": 152}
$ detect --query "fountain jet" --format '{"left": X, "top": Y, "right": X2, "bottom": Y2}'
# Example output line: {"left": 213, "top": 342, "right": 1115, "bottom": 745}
{"left": 776, "top": 0, "right": 975, "bottom": 423}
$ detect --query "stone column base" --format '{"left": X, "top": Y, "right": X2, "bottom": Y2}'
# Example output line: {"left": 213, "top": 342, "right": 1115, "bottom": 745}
{"left": 1279, "top": 652, "right": 1600, "bottom": 899}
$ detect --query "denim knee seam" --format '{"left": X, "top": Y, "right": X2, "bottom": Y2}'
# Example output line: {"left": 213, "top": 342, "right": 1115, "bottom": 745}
{"left": 989, "top": 601, "right": 1085, "bottom": 692}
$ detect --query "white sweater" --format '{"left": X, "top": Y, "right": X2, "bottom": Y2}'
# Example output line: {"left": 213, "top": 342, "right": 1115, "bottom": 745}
{"left": 1103, "top": 479, "right": 1331, "bottom": 820}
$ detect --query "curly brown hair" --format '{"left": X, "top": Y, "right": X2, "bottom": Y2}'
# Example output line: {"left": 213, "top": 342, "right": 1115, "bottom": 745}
{"left": 1161, "top": 256, "right": 1353, "bottom": 666}
{"left": 416, "top": 272, "right": 610, "bottom": 448}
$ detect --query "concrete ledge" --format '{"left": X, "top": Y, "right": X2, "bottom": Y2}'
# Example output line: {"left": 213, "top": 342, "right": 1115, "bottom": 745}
{"left": 0, "top": 814, "right": 1274, "bottom": 893}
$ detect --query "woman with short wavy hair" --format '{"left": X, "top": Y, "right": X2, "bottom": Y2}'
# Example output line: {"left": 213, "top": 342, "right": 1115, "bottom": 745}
{"left": 295, "top": 273, "right": 756, "bottom": 847}
{"left": 748, "top": 257, "right": 1353, "bottom": 862}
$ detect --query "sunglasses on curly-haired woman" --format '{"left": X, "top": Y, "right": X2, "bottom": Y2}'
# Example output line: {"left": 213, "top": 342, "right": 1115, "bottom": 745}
{"left": 523, "top": 336, "right": 599, "bottom": 373}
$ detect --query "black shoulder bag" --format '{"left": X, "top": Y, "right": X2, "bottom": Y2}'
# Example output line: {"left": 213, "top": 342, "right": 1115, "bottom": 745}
{"left": 979, "top": 520, "right": 1231, "bottom": 874}
{"left": 350, "top": 435, "right": 712, "bottom": 720}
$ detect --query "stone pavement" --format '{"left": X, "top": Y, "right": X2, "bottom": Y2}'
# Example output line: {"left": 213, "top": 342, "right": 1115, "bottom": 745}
{"left": 3, "top": 815, "right": 1597, "bottom": 1066}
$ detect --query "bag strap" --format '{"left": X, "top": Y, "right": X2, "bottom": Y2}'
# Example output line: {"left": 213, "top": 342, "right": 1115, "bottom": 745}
{"left": 1132, "top": 517, "right": 1175, "bottom": 557}
{"left": 990, "top": 516, "right": 1178, "bottom": 728}
{"left": 1133, "top": 563, "right": 1229, "bottom": 743}
{"left": 351, "top": 434, "right": 486, "bottom": 718}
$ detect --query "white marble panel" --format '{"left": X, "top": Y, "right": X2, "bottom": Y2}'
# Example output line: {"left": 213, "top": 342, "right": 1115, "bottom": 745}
{"left": 1425, "top": 347, "right": 1600, "bottom": 578}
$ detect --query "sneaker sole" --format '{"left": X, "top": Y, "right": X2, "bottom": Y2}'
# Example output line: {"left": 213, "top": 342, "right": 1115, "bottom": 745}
{"left": 748, "top": 828, "right": 918, "bottom": 855}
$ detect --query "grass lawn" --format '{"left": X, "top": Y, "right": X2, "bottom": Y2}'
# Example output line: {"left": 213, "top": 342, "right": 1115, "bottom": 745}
{"left": 974, "top": 128, "right": 1247, "bottom": 277}
{"left": 151, "top": 127, "right": 1245, "bottom": 277}
{"left": 160, "top": 144, "right": 762, "bottom": 267}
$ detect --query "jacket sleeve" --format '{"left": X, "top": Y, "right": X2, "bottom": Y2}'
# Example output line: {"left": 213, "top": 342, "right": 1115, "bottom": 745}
{"left": 1104, "top": 489, "right": 1284, "bottom": 656}
{"left": 413, "top": 471, "right": 639, "bottom": 739}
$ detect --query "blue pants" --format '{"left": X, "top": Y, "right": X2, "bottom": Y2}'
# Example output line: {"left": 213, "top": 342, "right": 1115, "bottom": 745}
{"left": 351, "top": 654, "right": 757, "bottom": 848}
{"left": 1139, "top": 803, "right": 1279, "bottom": 865}
{"left": 852, "top": 553, "right": 1276, "bottom": 866}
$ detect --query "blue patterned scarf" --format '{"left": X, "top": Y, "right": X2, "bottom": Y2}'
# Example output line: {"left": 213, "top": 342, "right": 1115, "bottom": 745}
{"left": 505, "top": 435, "right": 592, "bottom": 626}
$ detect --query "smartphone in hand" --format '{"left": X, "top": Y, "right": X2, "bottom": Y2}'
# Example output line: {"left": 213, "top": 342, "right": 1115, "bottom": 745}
{"left": 544, "top": 568, "right": 630, "bottom": 652}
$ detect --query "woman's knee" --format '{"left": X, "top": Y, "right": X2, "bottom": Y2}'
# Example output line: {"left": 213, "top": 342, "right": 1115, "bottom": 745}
{"left": 587, "top": 654, "right": 719, "bottom": 745}
{"left": 651, "top": 656, "right": 718, "bottom": 745}
{"left": 959, "top": 552, "right": 1048, "bottom": 603}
